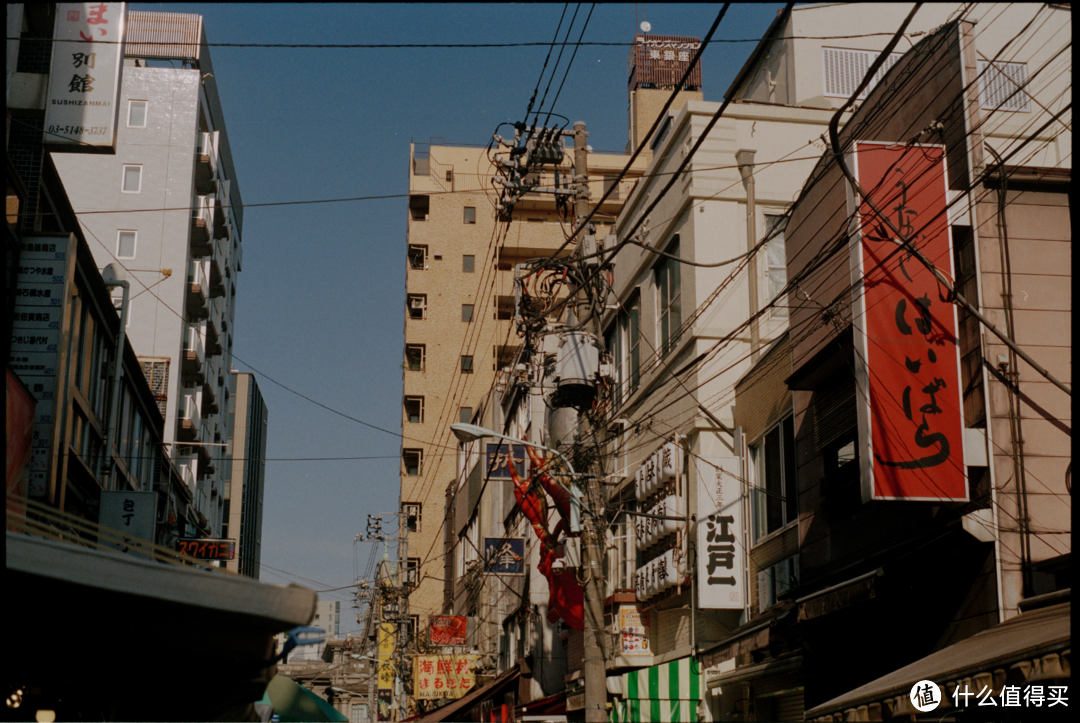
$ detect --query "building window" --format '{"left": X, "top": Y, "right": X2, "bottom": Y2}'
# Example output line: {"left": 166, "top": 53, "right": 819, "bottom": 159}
{"left": 127, "top": 100, "right": 147, "bottom": 128}
{"left": 604, "top": 291, "right": 640, "bottom": 407}
{"left": 408, "top": 244, "right": 428, "bottom": 270}
{"left": 654, "top": 238, "right": 682, "bottom": 357}
{"left": 459, "top": 407, "right": 472, "bottom": 424}
{"left": 121, "top": 164, "right": 142, "bottom": 193}
{"left": 404, "top": 396, "right": 424, "bottom": 424}
{"left": 445, "top": 170, "right": 453, "bottom": 183}
{"left": 462, "top": 304, "right": 474, "bottom": 322}
{"left": 463, "top": 255, "right": 475, "bottom": 273}
{"left": 751, "top": 416, "right": 797, "bottom": 544}
{"left": 460, "top": 355, "right": 474, "bottom": 373}
{"left": 116, "top": 230, "right": 137, "bottom": 259}
{"left": 405, "top": 344, "right": 425, "bottom": 371}
{"left": 407, "top": 294, "right": 427, "bottom": 320}
{"left": 405, "top": 557, "right": 420, "bottom": 588}
{"left": 403, "top": 502, "right": 422, "bottom": 532}
{"left": 764, "top": 214, "right": 788, "bottom": 317}
{"left": 463, "top": 206, "right": 476, "bottom": 224}
{"left": 403, "top": 449, "right": 423, "bottom": 476}
{"left": 977, "top": 60, "right": 1030, "bottom": 112}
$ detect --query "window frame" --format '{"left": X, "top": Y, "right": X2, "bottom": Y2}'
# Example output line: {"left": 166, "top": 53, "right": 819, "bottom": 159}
{"left": 408, "top": 244, "right": 428, "bottom": 270}
{"left": 463, "top": 206, "right": 476, "bottom": 224}
{"left": 654, "top": 238, "right": 682, "bottom": 358}
{"left": 764, "top": 213, "right": 788, "bottom": 318}
{"left": 402, "top": 449, "right": 423, "bottom": 477}
{"left": 460, "top": 355, "right": 474, "bottom": 374}
{"left": 116, "top": 229, "right": 137, "bottom": 259}
{"left": 462, "top": 254, "right": 475, "bottom": 273}
{"left": 407, "top": 294, "right": 427, "bottom": 320}
{"left": 403, "top": 396, "right": 424, "bottom": 424}
{"left": 405, "top": 344, "right": 426, "bottom": 371}
{"left": 461, "top": 304, "right": 474, "bottom": 322}
{"left": 750, "top": 415, "right": 798, "bottom": 545}
{"left": 604, "top": 289, "right": 641, "bottom": 407}
{"left": 127, "top": 99, "right": 148, "bottom": 128}
{"left": 121, "top": 164, "right": 143, "bottom": 194}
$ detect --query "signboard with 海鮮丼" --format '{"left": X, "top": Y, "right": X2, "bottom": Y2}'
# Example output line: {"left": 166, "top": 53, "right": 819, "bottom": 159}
{"left": 413, "top": 655, "right": 477, "bottom": 700}
{"left": 851, "top": 141, "right": 966, "bottom": 502}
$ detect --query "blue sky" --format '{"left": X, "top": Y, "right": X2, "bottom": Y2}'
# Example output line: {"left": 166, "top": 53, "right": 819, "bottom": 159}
{"left": 132, "top": 2, "right": 784, "bottom": 632}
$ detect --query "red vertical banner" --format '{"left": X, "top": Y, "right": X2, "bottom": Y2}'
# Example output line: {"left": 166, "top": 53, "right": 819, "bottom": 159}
{"left": 853, "top": 142, "right": 967, "bottom": 501}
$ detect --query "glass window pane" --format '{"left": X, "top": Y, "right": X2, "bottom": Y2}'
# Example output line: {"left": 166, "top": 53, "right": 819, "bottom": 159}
{"left": 783, "top": 416, "right": 798, "bottom": 525}
{"left": 765, "top": 426, "right": 784, "bottom": 535}
{"left": 462, "top": 304, "right": 473, "bottom": 322}
{"left": 128, "top": 100, "right": 147, "bottom": 127}
{"left": 463, "top": 255, "right": 475, "bottom": 272}
{"left": 122, "top": 166, "right": 141, "bottom": 192}
{"left": 117, "top": 231, "right": 136, "bottom": 258}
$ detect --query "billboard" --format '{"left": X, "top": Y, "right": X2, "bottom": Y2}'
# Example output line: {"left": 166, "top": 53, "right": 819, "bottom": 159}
{"left": 850, "top": 142, "right": 966, "bottom": 501}
{"left": 100, "top": 490, "right": 156, "bottom": 557}
{"left": 483, "top": 441, "right": 531, "bottom": 480}
{"left": 176, "top": 537, "right": 235, "bottom": 560}
{"left": 619, "top": 605, "right": 651, "bottom": 656}
{"left": 430, "top": 616, "right": 467, "bottom": 646}
{"left": 413, "top": 655, "right": 478, "bottom": 700}
{"left": 45, "top": 3, "right": 126, "bottom": 149}
{"left": 377, "top": 622, "right": 395, "bottom": 690}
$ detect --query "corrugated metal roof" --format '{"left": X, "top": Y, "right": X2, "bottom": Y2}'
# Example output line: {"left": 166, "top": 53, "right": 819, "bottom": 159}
{"left": 125, "top": 11, "right": 202, "bottom": 60}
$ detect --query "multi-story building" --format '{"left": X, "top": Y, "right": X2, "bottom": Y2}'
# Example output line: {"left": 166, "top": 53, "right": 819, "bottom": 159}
{"left": 52, "top": 10, "right": 246, "bottom": 539}
{"left": 399, "top": 139, "right": 649, "bottom": 637}
{"left": 224, "top": 370, "right": 268, "bottom": 577}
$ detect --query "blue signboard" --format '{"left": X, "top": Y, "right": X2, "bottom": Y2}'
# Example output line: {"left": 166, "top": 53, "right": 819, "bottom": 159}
{"left": 484, "top": 538, "right": 525, "bottom": 575}
{"left": 484, "top": 442, "right": 531, "bottom": 480}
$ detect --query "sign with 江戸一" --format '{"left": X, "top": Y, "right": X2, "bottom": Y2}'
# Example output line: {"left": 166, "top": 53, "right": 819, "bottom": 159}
{"left": 9, "top": 235, "right": 77, "bottom": 499}
{"left": 483, "top": 537, "right": 525, "bottom": 574}
{"left": 850, "top": 142, "right": 966, "bottom": 502}
{"left": 45, "top": 3, "right": 126, "bottom": 149}
{"left": 696, "top": 456, "right": 745, "bottom": 609}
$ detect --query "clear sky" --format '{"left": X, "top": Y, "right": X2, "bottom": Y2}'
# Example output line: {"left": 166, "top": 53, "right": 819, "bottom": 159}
{"left": 131, "top": 2, "right": 784, "bottom": 633}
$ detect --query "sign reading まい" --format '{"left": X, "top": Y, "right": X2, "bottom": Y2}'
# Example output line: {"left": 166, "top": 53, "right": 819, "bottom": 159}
{"left": 45, "top": 3, "right": 126, "bottom": 149}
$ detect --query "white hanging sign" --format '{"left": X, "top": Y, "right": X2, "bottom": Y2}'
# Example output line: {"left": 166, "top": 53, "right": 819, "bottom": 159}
{"left": 696, "top": 456, "right": 744, "bottom": 609}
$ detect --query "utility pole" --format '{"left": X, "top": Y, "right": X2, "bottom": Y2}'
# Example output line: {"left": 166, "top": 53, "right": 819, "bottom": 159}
{"left": 397, "top": 522, "right": 409, "bottom": 721}
{"left": 571, "top": 120, "right": 608, "bottom": 723}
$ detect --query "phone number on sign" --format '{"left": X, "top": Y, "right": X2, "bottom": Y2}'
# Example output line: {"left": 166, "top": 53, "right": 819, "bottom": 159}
{"left": 48, "top": 125, "right": 109, "bottom": 136}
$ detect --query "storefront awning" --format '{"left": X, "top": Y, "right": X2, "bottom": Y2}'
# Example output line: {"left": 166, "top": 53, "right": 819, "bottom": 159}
{"left": 804, "top": 599, "right": 1071, "bottom": 721}
{"left": 410, "top": 664, "right": 520, "bottom": 722}
{"left": 610, "top": 657, "right": 704, "bottom": 722}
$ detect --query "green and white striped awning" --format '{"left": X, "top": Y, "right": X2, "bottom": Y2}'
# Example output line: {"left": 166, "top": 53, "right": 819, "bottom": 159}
{"left": 610, "top": 658, "right": 703, "bottom": 723}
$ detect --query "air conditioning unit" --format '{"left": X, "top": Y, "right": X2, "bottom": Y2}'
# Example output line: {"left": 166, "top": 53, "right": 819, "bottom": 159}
{"left": 410, "top": 297, "right": 426, "bottom": 310}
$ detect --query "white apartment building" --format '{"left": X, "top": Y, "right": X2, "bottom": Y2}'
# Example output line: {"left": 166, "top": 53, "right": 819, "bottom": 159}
{"left": 53, "top": 11, "right": 244, "bottom": 537}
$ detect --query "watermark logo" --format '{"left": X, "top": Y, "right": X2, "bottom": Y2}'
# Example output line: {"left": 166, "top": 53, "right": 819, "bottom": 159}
{"left": 910, "top": 680, "right": 942, "bottom": 712}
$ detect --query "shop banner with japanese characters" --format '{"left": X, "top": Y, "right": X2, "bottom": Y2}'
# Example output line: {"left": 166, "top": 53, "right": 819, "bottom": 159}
{"left": 429, "top": 615, "right": 467, "bottom": 646}
{"left": 851, "top": 142, "right": 966, "bottom": 501}
{"left": 45, "top": 3, "right": 126, "bottom": 149}
{"left": 696, "top": 456, "right": 745, "bottom": 609}
{"left": 100, "top": 490, "right": 156, "bottom": 557}
{"left": 377, "top": 622, "right": 395, "bottom": 690}
{"left": 10, "top": 235, "right": 77, "bottom": 499}
{"left": 484, "top": 441, "right": 531, "bottom": 480}
{"left": 413, "top": 654, "right": 477, "bottom": 700}
{"left": 483, "top": 537, "right": 525, "bottom": 574}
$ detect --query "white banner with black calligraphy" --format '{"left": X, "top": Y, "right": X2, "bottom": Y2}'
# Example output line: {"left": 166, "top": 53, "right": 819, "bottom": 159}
{"left": 696, "top": 456, "right": 745, "bottom": 609}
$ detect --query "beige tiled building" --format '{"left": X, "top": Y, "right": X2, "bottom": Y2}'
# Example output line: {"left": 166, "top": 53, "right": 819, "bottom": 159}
{"left": 399, "top": 140, "right": 649, "bottom": 631}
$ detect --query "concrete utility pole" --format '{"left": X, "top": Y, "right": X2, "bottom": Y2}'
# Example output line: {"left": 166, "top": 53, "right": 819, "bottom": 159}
{"left": 571, "top": 120, "right": 608, "bottom": 723}
{"left": 397, "top": 525, "right": 409, "bottom": 721}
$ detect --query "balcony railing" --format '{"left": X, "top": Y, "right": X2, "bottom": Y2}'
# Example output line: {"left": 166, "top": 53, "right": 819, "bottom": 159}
{"left": 186, "top": 260, "right": 209, "bottom": 321}
{"left": 190, "top": 195, "right": 213, "bottom": 257}
{"left": 195, "top": 131, "right": 218, "bottom": 194}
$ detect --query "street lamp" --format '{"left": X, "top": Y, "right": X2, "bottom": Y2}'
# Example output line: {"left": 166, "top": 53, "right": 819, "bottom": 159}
{"left": 449, "top": 422, "right": 582, "bottom": 531}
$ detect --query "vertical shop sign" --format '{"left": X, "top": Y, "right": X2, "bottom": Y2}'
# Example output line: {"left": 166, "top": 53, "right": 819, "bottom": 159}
{"left": 851, "top": 142, "right": 966, "bottom": 501}
{"left": 45, "top": 3, "right": 126, "bottom": 148}
{"left": 696, "top": 456, "right": 744, "bottom": 609}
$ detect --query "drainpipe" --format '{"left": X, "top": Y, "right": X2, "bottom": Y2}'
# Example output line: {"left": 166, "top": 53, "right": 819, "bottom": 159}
{"left": 736, "top": 150, "right": 760, "bottom": 363}
{"left": 99, "top": 263, "right": 131, "bottom": 491}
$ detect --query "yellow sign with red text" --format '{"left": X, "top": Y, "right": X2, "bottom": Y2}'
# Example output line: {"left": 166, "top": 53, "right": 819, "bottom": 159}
{"left": 413, "top": 655, "right": 478, "bottom": 699}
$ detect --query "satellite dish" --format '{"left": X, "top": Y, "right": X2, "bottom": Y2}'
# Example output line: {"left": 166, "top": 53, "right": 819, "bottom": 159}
{"left": 640, "top": 21, "right": 651, "bottom": 33}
